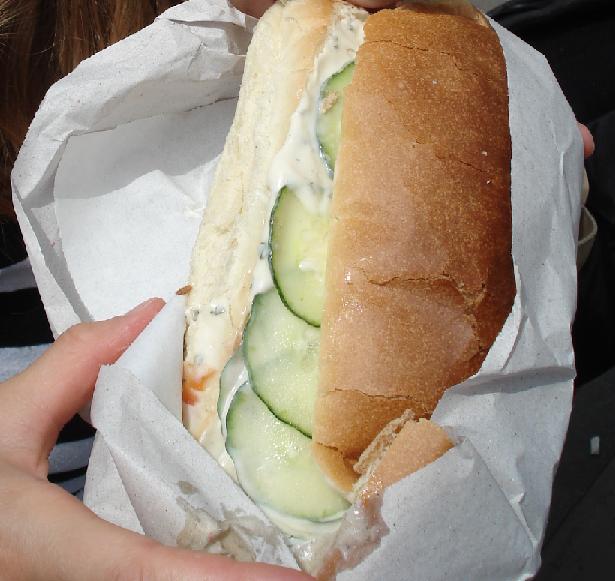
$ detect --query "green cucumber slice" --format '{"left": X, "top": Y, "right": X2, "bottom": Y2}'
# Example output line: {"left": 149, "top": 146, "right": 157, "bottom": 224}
{"left": 270, "top": 187, "right": 328, "bottom": 327}
{"left": 217, "top": 350, "right": 248, "bottom": 430}
{"left": 243, "top": 289, "right": 319, "bottom": 437}
{"left": 226, "top": 383, "right": 349, "bottom": 521}
{"left": 316, "top": 61, "right": 355, "bottom": 172}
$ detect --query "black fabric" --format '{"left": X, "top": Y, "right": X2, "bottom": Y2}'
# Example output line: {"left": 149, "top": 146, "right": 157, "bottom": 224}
{"left": 492, "top": 0, "right": 615, "bottom": 124}
{"left": 534, "top": 366, "right": 615, "bottom": 581}
{"left": 0, "top": 219, "right": 27, "bottom": 267}
{"left": 493, "top": 1, "right": 615, "bottom": 579}
{"left": 48, "top": 466, "right": 88, "bottom": 485}
{"left": 0, "top": 217, "right": 93, "bottom": 490}
{"left": 57, "top": 414, "right": 95, "bottom": 444}
{"left": 0, "top": 217, "right": 52, "bottom": 346}
{"left": 0, "top": 287, "right": 53, "bottom": 346}
{"left": 573, "top": 111, "right": 615, "bottom": 386}
{"left": 493, "top": 0, "right": 615, "bottom": 385}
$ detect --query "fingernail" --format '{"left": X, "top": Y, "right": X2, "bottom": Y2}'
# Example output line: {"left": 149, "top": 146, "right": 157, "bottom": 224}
{"left": 125, "top": 297, "right": 165, "bottom": 317}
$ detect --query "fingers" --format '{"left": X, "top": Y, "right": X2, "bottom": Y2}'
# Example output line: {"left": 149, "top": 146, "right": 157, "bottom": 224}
{"left": 231, "top": 0, "right": 395, "bottom": 16}
{"left": 578, "top": 122, "right": 595, "bottom": 158}
{"left": 0, "top": 298, "right": 164, "bottom": 476}
{"left": 145, "top": 545, "right": 313, "bottom": 581}
{"left": 0, "top": 471, "right": 311, "bottom": 581}
{"left": 344, "top": 0, "right": 395, "bottom": 8}
{"left": 231, "top": 0, "right": 276, "bottom": 18}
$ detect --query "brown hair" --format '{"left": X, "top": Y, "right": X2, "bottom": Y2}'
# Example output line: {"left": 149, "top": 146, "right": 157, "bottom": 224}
{"left": 0, "top": 0, "right": 180, "bottom": 219}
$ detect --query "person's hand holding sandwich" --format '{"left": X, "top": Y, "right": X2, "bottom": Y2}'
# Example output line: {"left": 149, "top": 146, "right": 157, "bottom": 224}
{"left": 0, "top": 298, "right": 311, "bottom": 580}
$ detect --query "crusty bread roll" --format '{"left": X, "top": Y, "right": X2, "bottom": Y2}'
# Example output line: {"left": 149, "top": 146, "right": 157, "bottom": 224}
{"left": 313, "top": 3, "right": 514, "bottom": 484}
{"left": 359, "top": 418, "right": 454, "bottom": 497}
{"left": 183, "top": 0, "right": 514, "bottom": 552}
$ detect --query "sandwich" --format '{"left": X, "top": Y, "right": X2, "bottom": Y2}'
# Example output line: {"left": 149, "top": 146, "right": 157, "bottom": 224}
{"left": 181, "top": 0, "right": 514, "bottom": 571}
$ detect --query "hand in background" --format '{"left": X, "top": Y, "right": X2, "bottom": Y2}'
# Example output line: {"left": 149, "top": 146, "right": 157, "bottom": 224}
{"left": 228, "top": 1, "right": 595, "bottom": 162}
{"left": 232, "top": 0, "right": 395, "bottom": 17}
{"left": 579, "top": 122, "right": 595, "bottom": 158}
{"left": 0, "top": 298, "right": 310, "bottom": 581}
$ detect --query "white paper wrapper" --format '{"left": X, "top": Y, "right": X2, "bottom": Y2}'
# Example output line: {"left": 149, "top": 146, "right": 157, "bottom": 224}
{"left": 12, "top": 1, "right": 583, "bottom": 578}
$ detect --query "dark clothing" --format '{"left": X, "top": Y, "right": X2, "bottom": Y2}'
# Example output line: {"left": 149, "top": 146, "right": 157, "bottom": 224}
{"left": 492, "top": 1, "right": 615, "bottom": 578}
{"left": 0, "top": 220, "right": 93, "bottom": 497}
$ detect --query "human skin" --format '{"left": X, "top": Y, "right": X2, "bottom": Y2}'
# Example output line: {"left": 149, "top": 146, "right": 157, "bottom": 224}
{"left": 0, "top": 298, "right": 311, "bottom": 581}
{"left": 233, "top": 0, "right": 395, "bottom": 16}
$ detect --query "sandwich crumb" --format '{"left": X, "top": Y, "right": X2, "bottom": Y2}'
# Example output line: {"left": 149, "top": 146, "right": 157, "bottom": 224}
{"left": 321, "top": 91, "right": 339, "bottom": 114}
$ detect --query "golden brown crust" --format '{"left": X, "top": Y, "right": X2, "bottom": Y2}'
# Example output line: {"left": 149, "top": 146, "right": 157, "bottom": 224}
{"left": 312, "top": 443, "right": 359, "bottom": 495}
{"left": 353, "top": 408, "right": 415, "bottom": 477}
{"left": 361, "top": 419, "right": 453, "bottom": 498}
{"left": 314, "top": 6, "right": 514, "bottom": 460}
{"left": 314, "top": 388, "right": 416, "bottom": 458}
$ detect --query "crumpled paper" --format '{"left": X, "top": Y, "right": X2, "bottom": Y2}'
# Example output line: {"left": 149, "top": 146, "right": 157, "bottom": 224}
{"left": 12, "top": 0, "right": 583, "bottom": 578}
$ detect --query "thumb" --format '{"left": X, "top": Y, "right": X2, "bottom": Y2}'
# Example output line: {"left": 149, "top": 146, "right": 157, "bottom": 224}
{"left": 1, "top": 472, "right": 310, "bottom": 581}
{"left": 0, "top": 298, "right": 164, "bottom": 476}
{"left": 144, "top": 544, "right": 311, "bottom": 581}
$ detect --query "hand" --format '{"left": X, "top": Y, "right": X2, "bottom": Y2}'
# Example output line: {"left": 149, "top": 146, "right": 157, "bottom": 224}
{"left": 579, "top": 122, "right": 595, "bottom": 158}
{"left": 233, "top": 0, "right": 394, "bottom": 17}
{"left": 0, "top": 299, "right": 310, "bottom": 581}
{"left": 233, "top": 1, "right": 597, "bottom": 160}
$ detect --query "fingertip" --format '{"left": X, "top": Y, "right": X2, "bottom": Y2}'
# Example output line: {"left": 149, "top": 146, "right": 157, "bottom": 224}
{"left": 113, "top": 297, "right": 166, "bottom": 344}
{"left": 123, "top": 297, "right": 166, "bottom": 319}
{"left": 578, "top": 122, "right": 595, "bottom": 158}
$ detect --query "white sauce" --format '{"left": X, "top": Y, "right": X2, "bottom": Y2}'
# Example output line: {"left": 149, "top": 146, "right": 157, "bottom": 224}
{"left": 262, "top": 506, "right": 344, "bottom": 541}
{"left": 190, "top": 299, "right": 230, "bottom": 370}
{"left": 250, "top": 240, "right": 274, "bottom": 297}
{"left": 268, "top": 3, "right": 366, "bottom": 215}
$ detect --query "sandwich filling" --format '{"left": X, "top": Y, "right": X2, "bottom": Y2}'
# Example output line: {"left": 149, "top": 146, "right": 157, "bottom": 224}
{"left": 195, "top": 3, "right": 367, "bottom": 538}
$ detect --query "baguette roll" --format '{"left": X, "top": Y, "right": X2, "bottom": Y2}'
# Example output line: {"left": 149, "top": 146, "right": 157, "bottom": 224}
{"left": 314, "top": 4, "right": 514, "bottom": 478}
{"left": 183, "top": 0, "right": 514, "bottom": 553}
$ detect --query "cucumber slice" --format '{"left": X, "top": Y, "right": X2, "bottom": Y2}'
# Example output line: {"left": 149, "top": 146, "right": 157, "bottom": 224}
{"left": 244, "top": 289, "right": 319, "bottom": 437}
{"left": 270, "top": 187, "right": 328, "bottom": 327}
{"left": 316, "top": 61, "right": 355, "bottom": 172}
{"left": 226, "top": 383, "right": 349, "bottom": 521}
{"left": 217, "top": 350, "right": 248, "bottom": 432}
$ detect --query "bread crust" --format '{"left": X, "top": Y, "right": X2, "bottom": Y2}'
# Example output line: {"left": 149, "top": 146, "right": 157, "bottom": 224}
{"left": 361, "top": 418, "right": 453, "bottom": 498}
{"left": 314, "top": 6, "right": 514, "bottom": 460}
